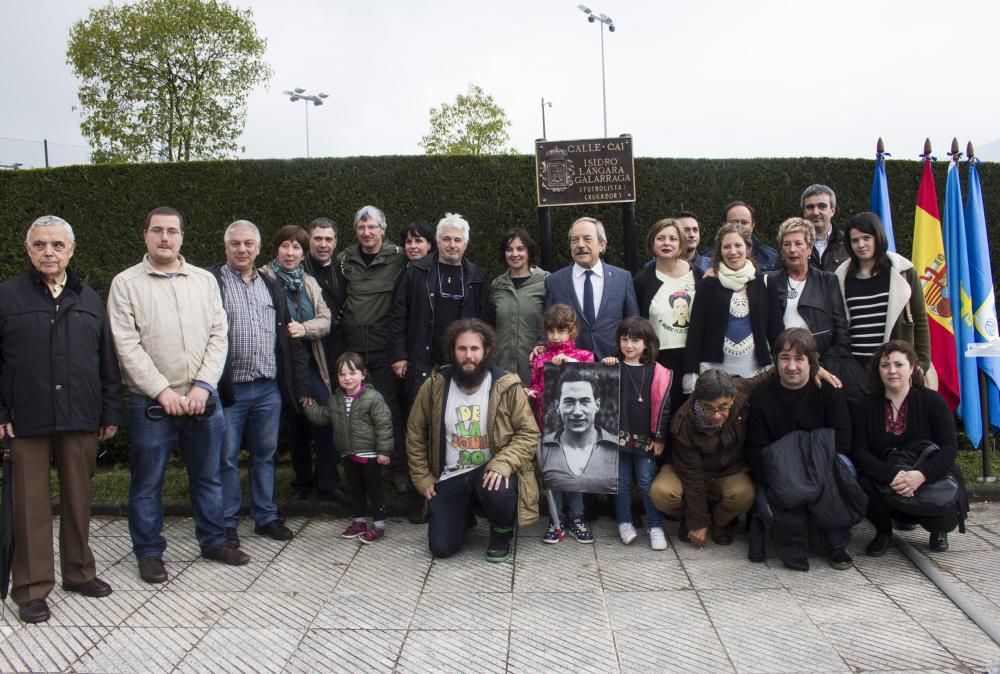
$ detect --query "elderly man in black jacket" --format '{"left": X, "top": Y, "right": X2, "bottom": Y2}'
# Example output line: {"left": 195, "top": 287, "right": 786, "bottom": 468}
{"left": 0, "top": 215, "right": 124, "bottom": 624}
{"left": 746, "top": 328, "right": 856, "bottom": 572}
{"left": 389, "top": 213, "right": 492, "bottom": 404}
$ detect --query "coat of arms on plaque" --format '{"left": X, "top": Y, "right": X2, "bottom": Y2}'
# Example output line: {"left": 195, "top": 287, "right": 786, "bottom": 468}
{"left": 539, "top": 146, "right": 575, "bottom": 193}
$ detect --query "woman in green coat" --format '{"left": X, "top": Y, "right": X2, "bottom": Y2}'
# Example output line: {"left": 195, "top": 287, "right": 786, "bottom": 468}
{"left": 490, "top": 228, "right": 549, "bottom": 384}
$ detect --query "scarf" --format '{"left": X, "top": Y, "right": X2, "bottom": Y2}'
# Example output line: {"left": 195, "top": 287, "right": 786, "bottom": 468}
{"left": 716, "top": 259, "right": 757, "bottom": 292}
{"left": 270, "top": 259, "right": 306, "bottom": 293}
{"left": 691, "top": 399, "right": 723, "bottom": 437}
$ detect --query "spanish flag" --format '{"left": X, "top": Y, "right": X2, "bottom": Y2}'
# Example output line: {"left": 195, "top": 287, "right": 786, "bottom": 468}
{"left": 912, "top": 158, "right": 960, "bottom": 411}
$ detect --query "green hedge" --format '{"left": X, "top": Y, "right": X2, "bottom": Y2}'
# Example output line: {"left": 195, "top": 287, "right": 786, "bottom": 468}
{"left": 3, "top": 155, "right": 999, "bottom": 296}
{"left": 2, "top": 155, "right": 998, "bottom": 463}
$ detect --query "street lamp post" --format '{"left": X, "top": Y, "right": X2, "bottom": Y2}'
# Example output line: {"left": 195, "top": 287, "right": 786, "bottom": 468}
{"left": 540, "top": 98, "right": 552, "bottom": 138}
{"left": 577, "top": 5, "right": 614, "bottom": 137}
{"left": 283, "top": 88, "right": 329, "bottom": 158}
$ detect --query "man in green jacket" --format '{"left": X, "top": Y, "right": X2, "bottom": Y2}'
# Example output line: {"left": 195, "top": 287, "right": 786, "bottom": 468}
{"left": 407, "top": 319, "right": 540, "bottom": 563}
{"left": 336, "top": 206, "right": 411, "bottom": 499}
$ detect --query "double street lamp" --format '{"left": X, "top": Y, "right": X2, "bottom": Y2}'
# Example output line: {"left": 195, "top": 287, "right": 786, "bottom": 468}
{"left": 283, "top": 88, "right": 329, "bottom": 158}
{"left": 577, "top": 5, "right": 614, "bottom": 137}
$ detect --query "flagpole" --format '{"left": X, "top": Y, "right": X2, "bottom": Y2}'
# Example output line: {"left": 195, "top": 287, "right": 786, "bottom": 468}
{"left": 967, "top": 140, "right": 995, "bottom": 481}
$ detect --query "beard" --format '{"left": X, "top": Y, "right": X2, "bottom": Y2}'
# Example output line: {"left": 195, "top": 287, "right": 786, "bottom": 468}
{"left": 452, "top": 358, "right": 490, "bottom": 389}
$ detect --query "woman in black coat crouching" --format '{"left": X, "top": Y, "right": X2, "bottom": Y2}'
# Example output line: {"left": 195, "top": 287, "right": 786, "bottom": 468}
{"left": 851, "top": 340, "right": 967, "bottom": 556}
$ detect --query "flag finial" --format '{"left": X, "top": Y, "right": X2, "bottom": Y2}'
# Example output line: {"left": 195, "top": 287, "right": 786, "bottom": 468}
{"left": 949, "top": 138, "right": 963, "bottom": 163}
{"left": 924, "top": 138, "right": 932, "bottom": 155}
{"left": 877, "top": 137, "right": 884, "bottom": 154}
{"left": 967, "top": 141, "right": 976, "bottom": 159}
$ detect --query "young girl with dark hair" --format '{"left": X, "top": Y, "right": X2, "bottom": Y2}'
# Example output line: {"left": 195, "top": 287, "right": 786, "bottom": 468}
{"left": 602, "top": 317, "right": 673, "bottom": 550}
{"left": 304, "top": 352, "right": 393, "bottom": 543}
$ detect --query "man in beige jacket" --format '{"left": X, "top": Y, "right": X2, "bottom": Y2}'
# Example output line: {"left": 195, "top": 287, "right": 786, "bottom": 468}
{"left": 108, "top": 207, "right": 249, "bottom": 585}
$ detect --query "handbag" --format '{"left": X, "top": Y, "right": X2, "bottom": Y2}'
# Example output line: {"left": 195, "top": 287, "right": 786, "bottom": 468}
{"left": 881, "top": 440, "right": 960, "bottom": 517}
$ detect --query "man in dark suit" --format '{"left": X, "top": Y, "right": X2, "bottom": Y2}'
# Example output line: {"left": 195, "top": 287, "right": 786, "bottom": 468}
{"left": 544, "top": 217, "right": 639, "bottom": 359}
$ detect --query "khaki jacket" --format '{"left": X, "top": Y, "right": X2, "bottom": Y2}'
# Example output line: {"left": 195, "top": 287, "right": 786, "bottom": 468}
{"left": 108, "top": 255, "right": 228, "bottom": 398}
{"left": 407, "top": 365, "right": 540, "bottom": 526}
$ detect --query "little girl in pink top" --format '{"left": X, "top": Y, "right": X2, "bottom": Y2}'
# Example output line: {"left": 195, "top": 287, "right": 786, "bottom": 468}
{"left": 526, "top": 304, "right": 595, "bottom": 544}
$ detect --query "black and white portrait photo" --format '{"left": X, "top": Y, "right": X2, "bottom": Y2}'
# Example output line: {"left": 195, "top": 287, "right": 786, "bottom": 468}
{"left": 538, "top": 362, "right": 620, "bottom": 494}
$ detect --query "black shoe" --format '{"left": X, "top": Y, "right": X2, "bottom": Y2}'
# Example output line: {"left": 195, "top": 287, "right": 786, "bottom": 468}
{"left": 865, "top": 531, "right": 892, "bottom": 557}
{"left": 486, "top": 526, "right": 514, "bottom": 563}
{"left": 62, "top": 577, "right": 113, "bottom": 597}
{"left": 225, "top": 527, "right": 241, "bottom": 549}
{"left": 254, "top": 520, "right": 294, "bottom": 541}
{"left": 711, "top": 523, "right": 734, "bottom": 546}
{"left": 318, "top": 488, "right": 351, "bottom": 506}
{"left": 929, "top": 531, "right": 949, "bottom": 552}
{"left": 829, "top": 547, "right": 854, "bottom": 570}
{"left": 202, "top": 545, "right": 251, "bottom": 565}
{"left": 138, "top": 556, "right": 168, "bottom": 584}
{"left": 19, "top": 599, "right": 50, "bottom": 624}
{"left": 783, "top": 557, "right": 810, "bottom": 572}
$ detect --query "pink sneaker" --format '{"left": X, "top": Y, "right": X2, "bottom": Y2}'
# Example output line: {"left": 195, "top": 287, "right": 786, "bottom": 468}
{"left": 341, "top": 521, "right": 368, "bottom": 539}
{"left": 359, "top": 525, "right": 385, "bottom": 544}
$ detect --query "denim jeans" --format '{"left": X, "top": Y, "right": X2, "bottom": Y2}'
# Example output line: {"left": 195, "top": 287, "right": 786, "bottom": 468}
{"left": 222, "top": 379, "right": 282, "bottom": 527}
{"left": 614, "top": 452, "right": 663, "bottom": 528}
{"left": 127, "top": 392, "right": 227, "bottom": 558}
{"left": 550, "top": 491, "right": 585, "bottom": 521}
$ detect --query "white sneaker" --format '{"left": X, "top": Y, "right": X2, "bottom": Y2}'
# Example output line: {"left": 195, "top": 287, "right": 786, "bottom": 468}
{"left": 618, "top": 522, "right": 638, "bottom": 545}
{"left": 649, "top": 527, "right": 668, "bottom": 551}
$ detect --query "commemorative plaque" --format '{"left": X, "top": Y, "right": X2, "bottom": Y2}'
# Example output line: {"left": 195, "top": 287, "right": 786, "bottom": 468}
{"left": 535, "top": 136, "right": 636, "bottom": 207}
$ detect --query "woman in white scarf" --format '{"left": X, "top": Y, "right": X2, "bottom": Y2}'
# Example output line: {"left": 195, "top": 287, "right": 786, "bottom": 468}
{"left": 682, "top": 223, "right": 773, "bottom": 392}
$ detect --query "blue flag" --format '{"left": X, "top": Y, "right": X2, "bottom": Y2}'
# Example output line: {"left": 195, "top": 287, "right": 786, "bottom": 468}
{"left": 965, "top": 157, "right": 1000, "bottom": 432}
{"left": 870, "top": 153, "right": 896, "bottom": 252}
{"left": 943, "top": 161, "right": 982, "bottom": 445}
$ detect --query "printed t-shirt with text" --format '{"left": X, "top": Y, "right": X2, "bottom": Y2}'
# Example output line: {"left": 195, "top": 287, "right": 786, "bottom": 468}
{"left": 441, "top": 373, "right": 493, "bottom": 480}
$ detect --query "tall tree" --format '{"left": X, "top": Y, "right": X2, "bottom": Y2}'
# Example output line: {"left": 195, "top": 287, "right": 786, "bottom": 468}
{"left": 67, "top": 0, "right": 271, "bottom": 163}
{"left": 420, "top": 84, "right": 513, "bottom": 155}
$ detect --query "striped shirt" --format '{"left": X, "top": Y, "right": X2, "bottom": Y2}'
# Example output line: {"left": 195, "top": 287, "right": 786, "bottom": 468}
{"left": 219, "top": 264, "right": 277, "bottom": 383}
{"left": 844, "top": 273, "right": 890, "bottom": 366}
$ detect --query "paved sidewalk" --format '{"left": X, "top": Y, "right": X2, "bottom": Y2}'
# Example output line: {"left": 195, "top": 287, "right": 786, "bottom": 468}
{"left": 2, "top": 503, "right": 1000, "bottom": 673}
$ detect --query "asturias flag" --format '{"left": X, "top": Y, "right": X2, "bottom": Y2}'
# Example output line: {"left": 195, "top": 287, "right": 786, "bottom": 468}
{"left": 870, "top": 153, "right": 897, "bottom": 252}
{"left": 943, "top": 160, "right": 980, "bottom": 443}
{"left": 965, "top": 157, "right": 1000, "bottom": 432}
{"left": 912, "top": 159, "right": 960, "bottom": 411}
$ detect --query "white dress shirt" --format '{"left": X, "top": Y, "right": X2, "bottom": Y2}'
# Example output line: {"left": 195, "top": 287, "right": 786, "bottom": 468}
{"left": 572, "top": 260, "right": 605, "bottom": 320}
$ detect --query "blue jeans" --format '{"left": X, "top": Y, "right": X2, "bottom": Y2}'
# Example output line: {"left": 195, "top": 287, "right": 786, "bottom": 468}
{"left": 550, "top": 491, "right": 584, "bottom": 521}
{"left": 614, "top": 452, "right": 663, "bottom": 528}
{"left": 127, "top": 392, "right": 227, "bottom": 558}
{"left": 221, "top": 379, "right": 282, "bottom": 527}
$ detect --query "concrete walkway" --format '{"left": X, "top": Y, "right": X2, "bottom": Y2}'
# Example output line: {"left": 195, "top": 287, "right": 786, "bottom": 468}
{"left": 2, "top": 503, "right": 1000, "bottom": 673}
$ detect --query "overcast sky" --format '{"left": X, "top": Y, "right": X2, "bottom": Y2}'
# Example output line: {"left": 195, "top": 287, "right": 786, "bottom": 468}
{"left": 3, "top": 0, "right": 999, "bottom": 168}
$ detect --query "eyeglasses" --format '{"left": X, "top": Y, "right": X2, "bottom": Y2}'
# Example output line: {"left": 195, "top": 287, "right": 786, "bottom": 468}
{"left": 147, "top": 227, "right": 182, "bottom": 238}
{"left": 700, "top": 403, "right": 733, "bottom": 417}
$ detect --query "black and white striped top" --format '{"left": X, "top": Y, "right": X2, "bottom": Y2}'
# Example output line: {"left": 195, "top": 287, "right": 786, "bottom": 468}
{"left": 844, "top": 273, "right": 891, "bottom": 367}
